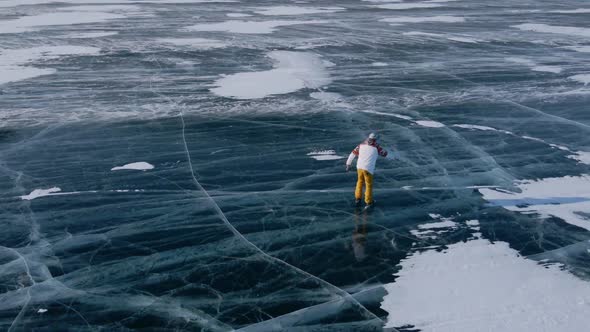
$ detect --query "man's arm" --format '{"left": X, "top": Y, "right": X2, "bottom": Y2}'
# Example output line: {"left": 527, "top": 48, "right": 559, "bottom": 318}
{"left": 346, "top": 145, "right": 360, "bottom": 171}
{"left": 376, "top": 144, "right": 388, "bottom": 157}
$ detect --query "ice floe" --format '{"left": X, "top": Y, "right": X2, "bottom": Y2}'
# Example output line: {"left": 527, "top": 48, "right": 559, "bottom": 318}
{"left": 185, "top": 20, "right": 328, "bottom": 34}
{"left": 111, "top": 162, "right": 155, "bottom": 171}
{"left": 0, "top": 46, "right": 100, "bottom": 85}
{"left": 211, "top": 51, "right": 332, "bottom": 99}
{"left": 382, "top": 237, "right": 590, "bottom": 331}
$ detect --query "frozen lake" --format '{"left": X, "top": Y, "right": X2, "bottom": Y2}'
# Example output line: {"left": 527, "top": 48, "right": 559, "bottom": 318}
{"left": 1, "top": 0, "right": 590, "bottom": 331}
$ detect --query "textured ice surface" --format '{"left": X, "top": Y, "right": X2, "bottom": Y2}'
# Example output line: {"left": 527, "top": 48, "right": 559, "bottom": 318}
{"left": 2, "top": 0, "right": 590, "bottom": 330}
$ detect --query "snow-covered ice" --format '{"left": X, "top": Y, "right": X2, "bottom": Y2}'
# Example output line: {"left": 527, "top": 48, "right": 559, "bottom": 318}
{"left": 111, "top": 162, "right": 155, "bottom": 171}
{"left": 211, "top": 51, "right": 332, "bottom": 99}
{"left": 382, "top": 238, "right": 590, "bottom": 332}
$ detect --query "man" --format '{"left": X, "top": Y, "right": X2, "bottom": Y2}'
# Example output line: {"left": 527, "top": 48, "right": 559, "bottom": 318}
{"left": 346, "top": 133, "right": 388, "bottom": 207}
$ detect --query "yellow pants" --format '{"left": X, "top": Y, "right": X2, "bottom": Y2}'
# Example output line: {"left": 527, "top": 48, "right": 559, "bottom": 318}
{"left": 355, "top": 169, "right": 374, "bottom": 204}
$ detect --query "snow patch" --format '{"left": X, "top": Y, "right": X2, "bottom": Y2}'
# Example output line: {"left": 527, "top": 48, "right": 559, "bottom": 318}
{"left": 569, "top": 74, "right": 590, "bottom": 85}
{"left": 0, "top": 46, "right": 100, "bottom": 85}
{"left": 211, "top": 51, "right": 332, "bottom": 99}
{"left": 371, "top": 62, "right": 388, "bottom": 67}
{"left": 380, "top": 16, "right": 464, "bottom": 24}
{"left": 0, "top": 12, "right": 125, "bottom": 34}
{"left": 310, "top": 91, "right": 343, "bottom": 102}
{"left": 382, "top": 238, "right": 590, "bottom": 331}
{"left": 307, "top": 150, "right": 344, "bottom": 161}
{"left": 452, "top": 124, "right": 498, "bottom": 131}
{"left": 157, "top": 38, "right": 226, "bottom": 49}
{"left": 226, "top": 13, "right": 252, "bottom": 18}
{"left": 185, "top": 20, "right": 328, "bottom": 34}
{"left": 62, "top": 31, "right": 118, "bottom": 38}
{"left": 254, "top": 6, "right": 344, "bottom": 16}
{"left": 564, "top": 46, "right": 590, "bottom": 53}
{"left": 513, "top": 23, "right": 590, "bottom": 38}
{"left": 111, "top": 162, "right": 154, "bottom": 171}
{"left": 21, "top": 187, "right": 61, "bottom": 200}
{"left": 375, "top": 3, "right": 443, "bottom": 10}
{"left": 415, "top": 120, "right": 445, "bottom": 128}
{"left": 551, "top": 8, "right": 590, "bottom": 14}
{"left": 532, "top": 65, "right": 562, "bottom": 74}
{"left": 479, "top": 175, "right": 590, "bottom": 231}
{"left": 37, "top": 309, "right": 48, "bottom": 313}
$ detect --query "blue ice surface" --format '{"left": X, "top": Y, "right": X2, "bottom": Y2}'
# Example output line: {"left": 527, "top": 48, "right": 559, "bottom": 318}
{"left": 1, "top": 0, "right": 590, "bottom": 330}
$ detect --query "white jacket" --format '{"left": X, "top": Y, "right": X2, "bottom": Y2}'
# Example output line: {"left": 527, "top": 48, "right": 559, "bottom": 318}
{"left": 346, "top": 140, "right": 388, "bottom": 174}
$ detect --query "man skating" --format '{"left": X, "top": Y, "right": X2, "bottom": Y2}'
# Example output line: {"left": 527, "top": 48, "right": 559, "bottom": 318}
{"left": 346, "top": 133, "right": 388, "bottom": 208}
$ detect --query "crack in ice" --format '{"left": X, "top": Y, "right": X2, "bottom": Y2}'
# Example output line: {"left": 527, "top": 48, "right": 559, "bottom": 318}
{"left": 178, "top": 112, "right": 388, "bottom": 327}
